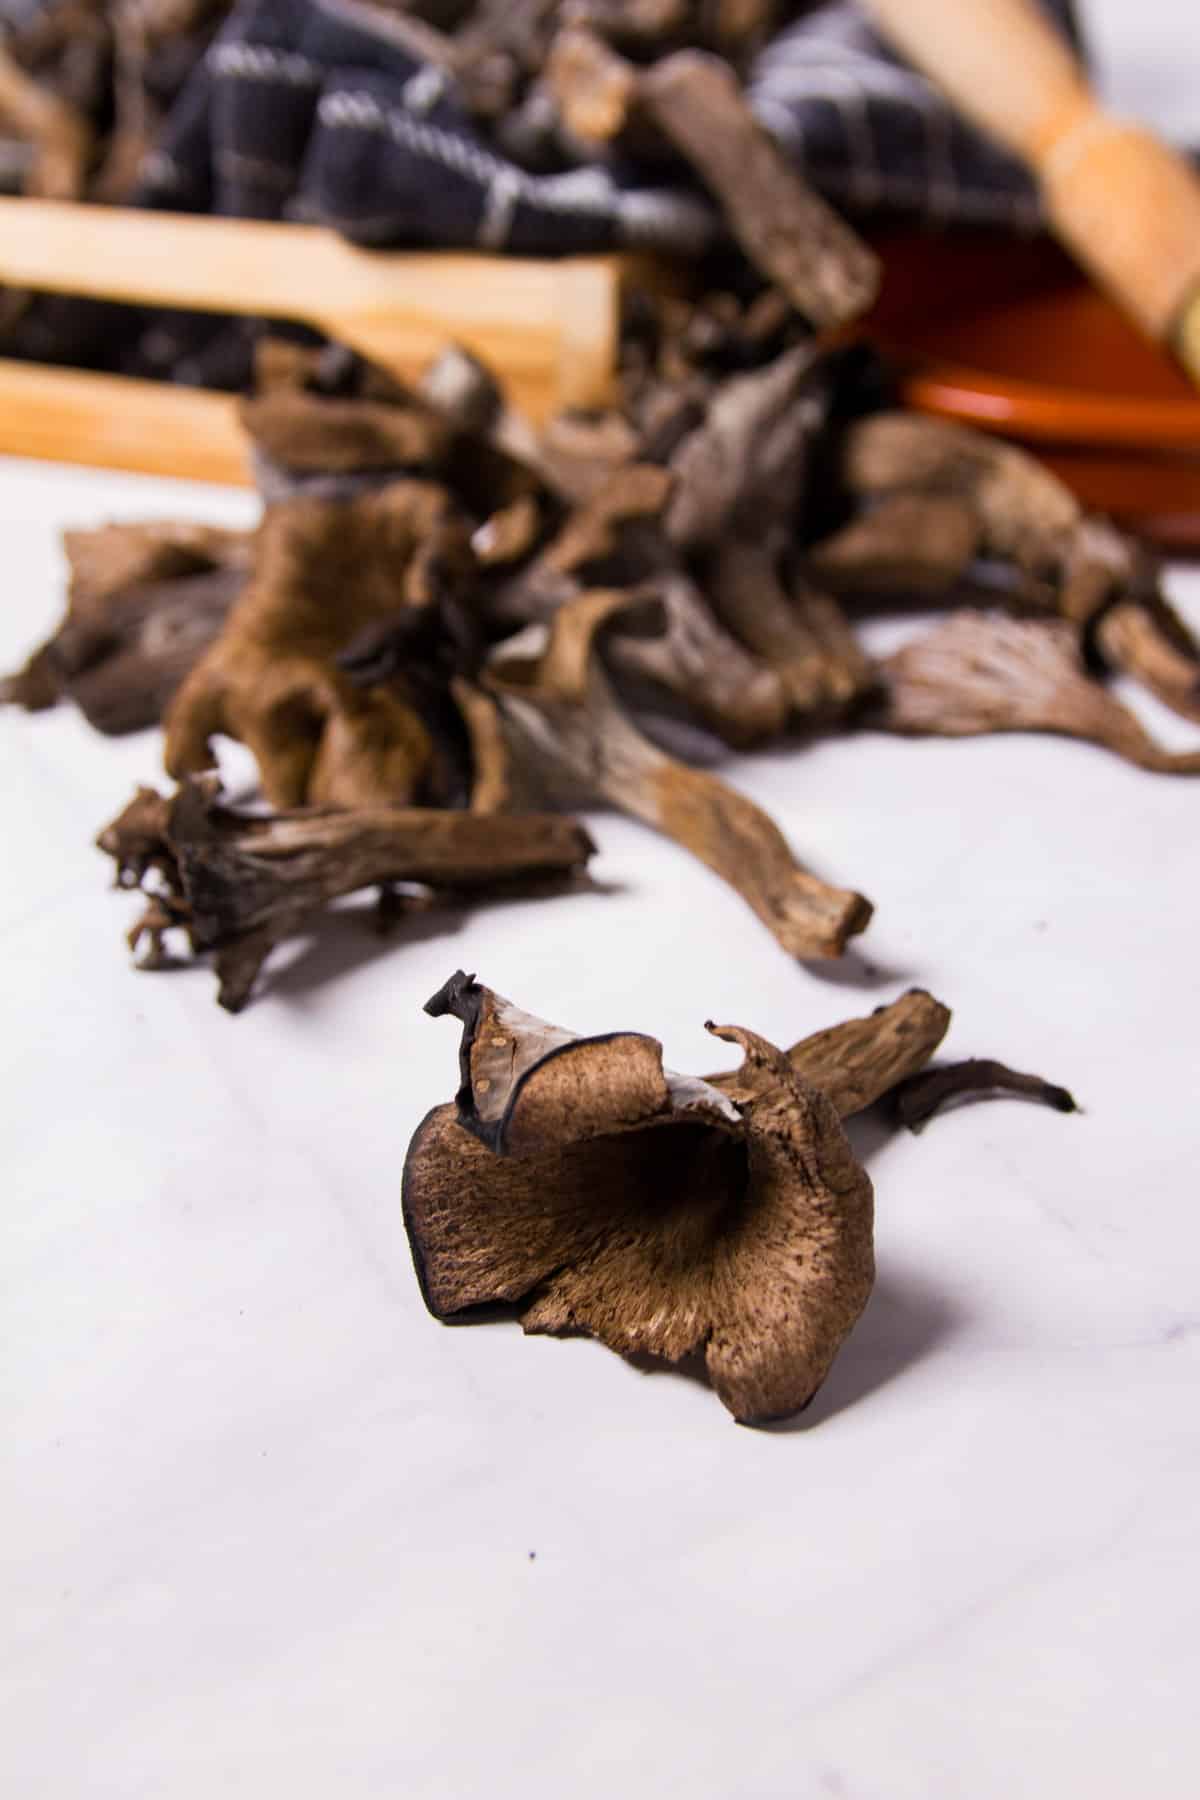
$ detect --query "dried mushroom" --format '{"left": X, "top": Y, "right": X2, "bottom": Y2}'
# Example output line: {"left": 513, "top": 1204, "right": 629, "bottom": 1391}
{"left": 403, "top": 972, "right": 1071, "bottom": 1423}
{"left": 841, "top": 414, "right": 1083, "bottom": 580}
{"left": 892, "top": 1060, "right": 1079, "bottom": 1133}
{"left": 706, "top": 540, "right": 876, "bottom": 717}
{"left": 482, "top": 588, "right": 872, "bottom": 957}
{"left": 641, "top": 51, "right": 880, "bottom": 328}
{"left": 98, "top": 779, "right": 595, "bottom": 1012}
{"left": 603, "top": 568, "right": 790, "bottom": 747}
{"left": 163, "top": 482, "right": 474, "bottom": 809}
{"left": 805, "top": 494, "right": 981, "bottom": 599}
{"left": 1094, "top": 596, "right": 1200, "bottom": 727}
{"left": 545, "top": 24, "right": 643, "bottom": 150}
{"left": 836, "top": 414, "right": 1168, "bottom": 639}
{"left": 663, "top": 344, "right": 826, "bottom": 552}
{"left": 877, "top": 612, "right": 1200, "bottom": 775}
{"left": 2, "top": 520, "right": 252, "bottom": 734}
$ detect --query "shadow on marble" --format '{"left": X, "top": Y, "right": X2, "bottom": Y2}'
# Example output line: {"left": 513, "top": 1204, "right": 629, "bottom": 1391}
{"left": 431, "top": 1099, "right": 958, "bottom": 1429}
{"left": 801, "top": 948, "right": 919, "bottom": 993}
{"left": 261, "top": 895, "right": 471, "bottom": 1003}
{"left": 762, "top": 1266, "right": 963, "bottom": 1432}
{"left": 620, "top": 1265, "right": 962, "bottom": 1431}
{"left": 259, "top": 875, "right": 619, "bottom": 1006}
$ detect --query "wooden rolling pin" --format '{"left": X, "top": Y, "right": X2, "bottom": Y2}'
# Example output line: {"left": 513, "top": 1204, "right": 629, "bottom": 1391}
{"left": 0, "top": 198, "right": 625, "bottom": 419}
{"left": 866, "top": 0, "right": 1200, "bottom": 386}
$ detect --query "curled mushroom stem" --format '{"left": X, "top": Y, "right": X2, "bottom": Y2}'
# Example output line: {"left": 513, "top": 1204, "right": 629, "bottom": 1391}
{"left": 706, "top": 988, "right": 952, "bottom": 1116}
{"left": 487, "top": 591, "right": 872, "bottom": 958}
{"left": 893, "top": 1060, "right": 1080, "bottom": 1132}
{"left": 1095, "top": 598, "right": 1200, "bottom": 726}
{"left": 605, "top": 570, "right": 790, "bottom": 747}
{"left": 706, "top": 538, "right": 875, "bottom": 716}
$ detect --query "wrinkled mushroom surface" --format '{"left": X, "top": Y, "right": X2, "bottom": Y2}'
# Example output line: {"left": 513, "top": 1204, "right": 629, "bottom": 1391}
{"left": 405, "top": 973, "right": 1075, "bottom": 1422}
{"left": 405, "top": 971, "right": 895, "bottom": 1423}
{"left": 877, "top": 612, "right": 1200, "bottom": 775}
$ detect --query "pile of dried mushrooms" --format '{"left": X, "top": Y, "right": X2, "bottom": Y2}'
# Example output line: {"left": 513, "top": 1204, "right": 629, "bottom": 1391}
{"left": 11, "top": 290, "right": 1196, "bottom": 1003}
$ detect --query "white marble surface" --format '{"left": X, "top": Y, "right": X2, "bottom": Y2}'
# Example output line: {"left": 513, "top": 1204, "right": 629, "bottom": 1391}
{"left": 5, "top": 5, "right": 1200, "bottom": 1792}
{"left": 4, "top": 453, "right": 1200, "bottom": 1798}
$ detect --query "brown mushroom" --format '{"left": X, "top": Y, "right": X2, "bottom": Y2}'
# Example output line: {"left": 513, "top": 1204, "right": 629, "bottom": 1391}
{"left": 404, "top": 972, "right": 900, "bottom": 1423}
{"left": 892, "top": 1060, "right": 1079, "bottom": 1133}
{"left": 604, "top": 568, "right": 790, "bottom": 747}
{"left": 1095, "top": 597, "right": 1200, "bottom": 727}
{"left": 841, "top": 413, "right": 1082, "bottom": 578}
{"left": 664, "top": 343, "right": 826, "bottom": 552}
{"left": 876, "top": 611, "right": 1200, "bottom": 774}
{"left": 404, "top": 969, "right": 1033, "bottom": 1422}
{"left": 97, "top": 779, "right": 596, "bottom": 1012}
{"left": 545, "top": 23, "right": 642, "bottom": 149}
{"left": 705, "top": 538, "right": 877, "bottom": 717}
{"left": 2, "top": 520, "right": 252, "bottom": 733}
{"left": 483, "top": 588, "right": 873, "bottom": 957}
{"left": 163, "top": 482, "right": 475, "bottom": 809}
{"left": 238, "top": 389, "right": 452, "bottom": 477}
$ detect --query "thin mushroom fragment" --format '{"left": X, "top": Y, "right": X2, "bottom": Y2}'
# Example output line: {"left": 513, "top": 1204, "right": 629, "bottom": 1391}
{"left": 403, "top": 973, "right": 1070, "bottom": 1423}
{"left": 97, "top": 779, "right": 595, "bottom": 1012}
{"left": 484, "top": 589, "right": 873, "bottom": 958}
{"left": 487, "top": 462, "right": 675, "bottom": 628}
{"left": 893, "top": 1061, "right": 1080, "bottom": 1133}
{"left": 536, "top": 411, "right": 644, "bottom": 506}
{"left": 545, "top": 24, "right": 642, "bottom": 149}
{"left": 238, "top": 390, "right": 452, "bottom": 476}
{"left": 1095, "top": 599, "right": 1200, "bottom": 727}
{"left": 877, "top": 612, "right": 1200, "bottom": 774}
{"left": 837, "top": 415, "right": 1162, "bottom": 640}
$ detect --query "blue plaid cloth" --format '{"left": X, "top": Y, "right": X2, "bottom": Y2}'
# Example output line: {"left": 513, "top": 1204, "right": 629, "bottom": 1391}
{"left": 140, "top": 0, "right": 1083, "bottom": 244}
{"left": 2, "top": 0, "right": 1084, "bottom": 382}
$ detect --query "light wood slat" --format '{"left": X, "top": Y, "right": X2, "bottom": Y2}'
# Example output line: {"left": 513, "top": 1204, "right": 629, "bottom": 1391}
{"left": 0, "top": 361, "right": 252, "bottom": 485}
{"left": 0, "top": 199, "right": 624, "bottom": 417}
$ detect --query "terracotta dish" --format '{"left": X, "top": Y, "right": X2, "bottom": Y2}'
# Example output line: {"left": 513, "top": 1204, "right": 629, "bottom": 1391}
{"left": 868, "top": 230, "right": 1200, "bottom": 549}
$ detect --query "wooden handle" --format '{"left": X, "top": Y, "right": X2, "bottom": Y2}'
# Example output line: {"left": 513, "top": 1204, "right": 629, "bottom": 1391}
{"left": 865, "top": 0, "right": 1090, "bottom": 163}
{"left": 0, "top": 198, "right": 624, "bottom": 417}
{"left": 865, "top": 0, "right": 1200, "bottom": 381}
